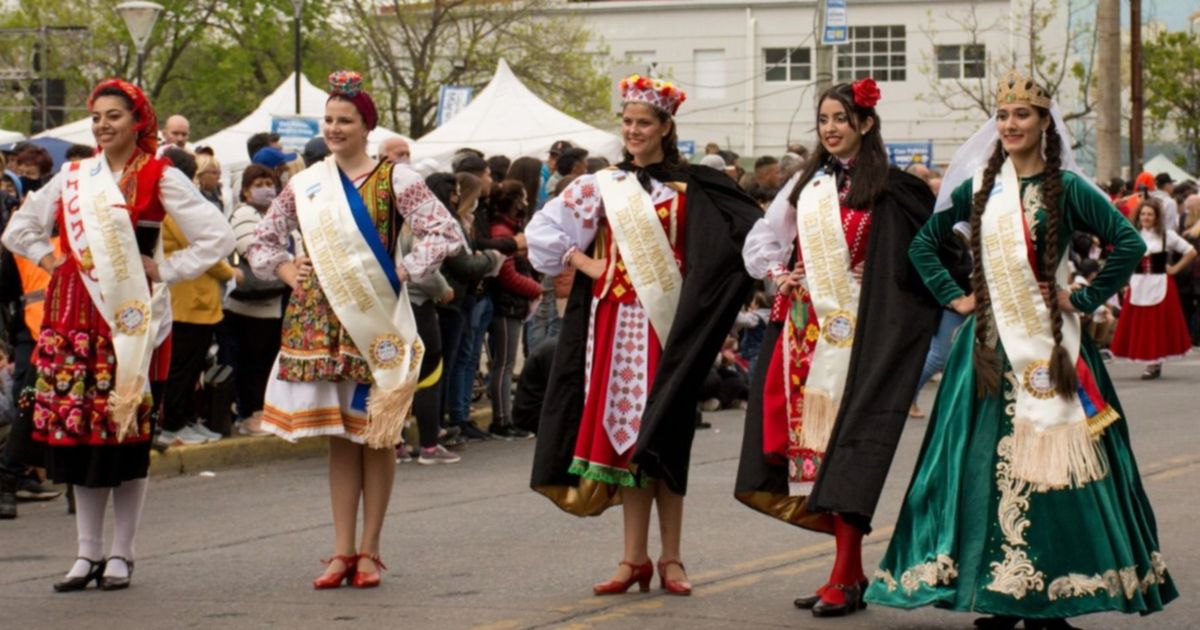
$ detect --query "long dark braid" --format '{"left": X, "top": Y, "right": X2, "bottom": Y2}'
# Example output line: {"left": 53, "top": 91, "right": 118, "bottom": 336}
{"left": 1040, "top": 116, "right": 1078, "bottom": 396}
{"left": 969, "top": 140, "right": 1007, "bottom": 397}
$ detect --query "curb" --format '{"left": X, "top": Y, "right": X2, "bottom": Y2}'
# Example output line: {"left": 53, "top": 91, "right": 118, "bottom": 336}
{"left": 149, "top": 407, "right": 492, "bottom": 478}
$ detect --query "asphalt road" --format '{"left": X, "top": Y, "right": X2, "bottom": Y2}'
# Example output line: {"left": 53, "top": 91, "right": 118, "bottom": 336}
{"left": 2, "top": 357, "right": 1196, "bottom": 629}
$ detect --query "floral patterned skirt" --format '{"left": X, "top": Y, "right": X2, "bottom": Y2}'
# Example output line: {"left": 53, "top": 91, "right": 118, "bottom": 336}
{"left": 276, "top": 271, "right": 372, "bottom": 383}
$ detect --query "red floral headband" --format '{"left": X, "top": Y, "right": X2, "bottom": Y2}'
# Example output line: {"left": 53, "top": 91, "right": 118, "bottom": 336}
{"left": 852, "top": 77, "right": 881, "bottom": 109}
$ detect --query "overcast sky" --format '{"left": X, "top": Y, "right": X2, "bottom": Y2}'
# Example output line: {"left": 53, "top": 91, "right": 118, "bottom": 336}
{"left": 1131, "top": 0, "right": 1195, "bottom": 29}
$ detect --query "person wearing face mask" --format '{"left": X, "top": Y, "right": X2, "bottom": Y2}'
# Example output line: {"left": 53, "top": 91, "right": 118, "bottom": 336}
{"left": 226, "top": 165, "right": 288, "bottom": 435}
{"left": 736, "top": 78, "right": 940, "bottom": 617}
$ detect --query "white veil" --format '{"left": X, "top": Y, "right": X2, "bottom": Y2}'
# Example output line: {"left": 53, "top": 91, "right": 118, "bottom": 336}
{"left": 934, "top": 102, "right": 1104, "bottom": 212}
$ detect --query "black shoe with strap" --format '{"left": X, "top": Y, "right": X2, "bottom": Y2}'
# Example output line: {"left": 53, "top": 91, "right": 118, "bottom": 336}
{"left": 972, "top": 616, "right": 1021, "bottom": 629}
{"left": 811, "top": 582, "right": 866, "bottom": 617}
{"left": 795, "top": 579, "right": 868, "bottom": 610}
{"left": 53, "top": 558, "right": 106, "bottom": 592}
{"left": 98, "top": 557, "right": 135, "bottom": 591}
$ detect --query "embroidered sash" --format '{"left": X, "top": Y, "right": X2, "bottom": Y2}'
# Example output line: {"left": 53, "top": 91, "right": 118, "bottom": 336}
{"left": 793, "top": 173, "right": 859, "bottom": 453}
{"left": 62, "top": 156, "right": 156, "bottom": 440}
{"left": 595, "top": 169, "right": 682, "bottom": 342}
{"left": 978, "top": 159, "right": 1106, "bottom": 489}
{"left": 293, "top": 157, "right": 424, "bottom": 449}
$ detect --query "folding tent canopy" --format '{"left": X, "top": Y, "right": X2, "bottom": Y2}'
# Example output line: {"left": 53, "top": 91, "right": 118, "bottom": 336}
{"left": 413, "top": 59, "right": 621, "bottom": 169}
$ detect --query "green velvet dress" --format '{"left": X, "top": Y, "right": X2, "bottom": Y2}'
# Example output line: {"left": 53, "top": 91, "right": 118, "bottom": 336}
{"left": 865, "top": 171, "right": 1178, "bottom": 619}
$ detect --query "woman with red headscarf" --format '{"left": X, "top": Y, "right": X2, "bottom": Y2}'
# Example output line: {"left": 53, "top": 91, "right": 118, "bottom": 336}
{"left": 248, "top": 71, "right": 463, "bottom": 589}
{"left": 2, "top": 79, "right": 235, "bottom": 591}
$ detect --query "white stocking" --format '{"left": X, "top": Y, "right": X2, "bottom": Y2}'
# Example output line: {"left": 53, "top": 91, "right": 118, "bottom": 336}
{"left": 104, "top": 477, "right": 148, "bottom": 579}
{"left": 67, "top": 486, "right": 110, "bottom": 578}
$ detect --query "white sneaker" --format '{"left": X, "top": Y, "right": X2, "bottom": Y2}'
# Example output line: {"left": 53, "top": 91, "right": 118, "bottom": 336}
{"left": 700, "top": 398, "right": 721, "bottom": 412}
{"left": 417, "top": 445, "right": 462, "bottom": 465}
{"left": 157, "top": 427, "right": 206, "bottom": 447}
{"left": 189, "top": 422, "right": 223, "bottom": 442}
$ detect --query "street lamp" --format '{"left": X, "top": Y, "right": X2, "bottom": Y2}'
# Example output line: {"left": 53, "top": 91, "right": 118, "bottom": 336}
{"left": 115, "top": 1, "right": 164, "bottom": 88}
{"left": 291, "top": 0, "right": 305, "bottom": 114}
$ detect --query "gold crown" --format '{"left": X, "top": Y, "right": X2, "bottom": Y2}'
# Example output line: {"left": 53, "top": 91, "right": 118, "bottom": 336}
{"left": 996, "top": 70, "right": 1051, "bottom": 109}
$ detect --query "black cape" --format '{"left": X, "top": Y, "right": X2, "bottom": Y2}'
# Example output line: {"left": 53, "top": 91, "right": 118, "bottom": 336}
{"left": 734, "top": 169, "right": 940, "bottom": 533}
{"left": 531, "top": 164, "right": 760, "bottom": 516}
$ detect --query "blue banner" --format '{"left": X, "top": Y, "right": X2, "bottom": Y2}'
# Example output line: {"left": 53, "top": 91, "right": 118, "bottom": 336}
{"left": 677, "top": 140, "right": 696, "bottom": 159}
{"left": 822, "top": 0, "right": 848, "bottom": 46}
{"left": 436, "top": 85, "right": 474, "bottom": 127}
{"left": 887, "top": 141, "right": 934, "bottom": 168}
{"left": 271, "top": 115, "right": 320, "bottom": 154}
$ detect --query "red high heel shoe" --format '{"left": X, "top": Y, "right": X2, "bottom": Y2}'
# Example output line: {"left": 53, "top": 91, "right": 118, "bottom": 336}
{"left": 313, "top": 555, "right": 357, "bottom": 590}
{"left": 592, "top": 560, "right": 654, "bottom": 595}
{"left": 657, "top": 559, "right": 692, "bottom": 596}
{"left": 351, "top": 553, "right": 386, "bottom": 588}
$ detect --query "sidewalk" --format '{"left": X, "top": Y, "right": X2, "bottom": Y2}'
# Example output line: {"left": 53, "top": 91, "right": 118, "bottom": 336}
{"left": 150, "top": 407, "right": 491, "bottom": 478}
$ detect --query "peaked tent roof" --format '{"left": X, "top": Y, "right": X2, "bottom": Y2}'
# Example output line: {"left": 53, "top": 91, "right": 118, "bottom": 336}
{"left": 195, "top": 73, "right": 411, "bottom": 173}
{"left": 33, "top": 117, "right": 93, "bottom": 146}
{"left": 413, "top": 59, "right": 621, "bottom": 168}
{"left": 0, "top": 128, "right": 25, "bottom": 144}
{"left": 1144, "top": 154, "right": 1197, "bottom": 184}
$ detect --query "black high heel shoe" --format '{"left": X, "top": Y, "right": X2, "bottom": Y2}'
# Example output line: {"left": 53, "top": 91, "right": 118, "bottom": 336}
{"left": 98, "top": 557, "right": 135, "bottom": 591}
{"left": 53, "top": 558, "right": 106, "bottom": 592}
{"left": 794, "top": 579, "right": 869, "bottom": 610}
{"left": 811, "top": 582, "right": 867, "bottom": 617}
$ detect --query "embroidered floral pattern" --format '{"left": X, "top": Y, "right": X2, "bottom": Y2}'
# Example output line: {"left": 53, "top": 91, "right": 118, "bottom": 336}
{"left": 897, "top": 555, "right": 959, "bottom": 595}
{"left": 986, "top": 544, "right": 1046, "bottom": 599}
{"left": 1046, "top": 552, "right": 1170, "bottom": 601}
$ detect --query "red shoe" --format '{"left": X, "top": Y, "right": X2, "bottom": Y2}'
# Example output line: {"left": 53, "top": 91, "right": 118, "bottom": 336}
{"left": 351, "top": 553, "right": 386, "bottom": 588}
{"left": 592, "top": 560, "right": 653, "bottom": 595}
{"left": 313, "top": 555, "right": 357, "bottom": 590}
{"left": 657, "top": 559, "right": 692, "bottom": 596}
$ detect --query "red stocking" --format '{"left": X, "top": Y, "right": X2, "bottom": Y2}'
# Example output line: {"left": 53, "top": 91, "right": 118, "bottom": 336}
{"left": 820, "top": 514, "right": 865, "bottom": 605}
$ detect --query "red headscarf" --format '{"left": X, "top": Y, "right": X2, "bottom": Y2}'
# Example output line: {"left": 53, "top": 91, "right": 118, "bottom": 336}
{"left": 87, "top": 78, "right": 159, "bottom": 156}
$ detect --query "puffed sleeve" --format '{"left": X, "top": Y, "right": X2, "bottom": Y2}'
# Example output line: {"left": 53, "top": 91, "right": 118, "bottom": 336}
{"left": 1166, "top": 230, "right": 1195, "bottom": 256}
{"left": 156, "top": 167, "right": 236, "bottom": 285}
{"left": 1, "top": 170, "right": 65, "bottom": 264}
{"left": 525, "top": 174, "right": 603, "bottom": 275}
{"left": 742, "top": 173, "right": 799, "bottom": 280}
{"left": 247, "top": 182, "right": 299, "bottom": 281}
{"left": 391, "top": 165, "right": 465, "bottom": 279}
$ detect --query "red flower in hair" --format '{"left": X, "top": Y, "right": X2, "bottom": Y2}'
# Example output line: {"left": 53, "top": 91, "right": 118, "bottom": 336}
{"left": 852, "top": 77, "right": 881, "bottom": 109}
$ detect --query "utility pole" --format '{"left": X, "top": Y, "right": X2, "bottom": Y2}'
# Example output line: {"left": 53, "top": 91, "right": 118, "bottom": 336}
{"left": 1130, "top": 0, "right": 1144, "bottom": 175}
{"left": 815, "top": 0, "right": 833, "bottom": 100}
{"left": 1095, "top": 0, "right": 1121, "bottom": 180}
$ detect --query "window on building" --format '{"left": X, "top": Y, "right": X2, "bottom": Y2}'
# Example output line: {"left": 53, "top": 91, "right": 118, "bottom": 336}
{"left": 764, "top": 47, "right": 812, "bottom": 82}
{"left": 836, "top": 25, "right": 906, "bottom": 82}
{"left": 936, "top": 44, "right": 986, "bottom": 80}
{"left": 694, "top": 49, "right": 727, "bottom": 99}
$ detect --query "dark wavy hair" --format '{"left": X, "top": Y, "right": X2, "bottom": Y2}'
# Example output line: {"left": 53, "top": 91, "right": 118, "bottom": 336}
{"left": 788, "top": 83, "right": 888, "bottom": 209}
{"left": 969, "top": 107, "right": 1076, "bottom": 399}
{"left": 620, "top": 102, "right": 684, "bottom": 168}
{"left": 490, "top": 179, "right": 529, "bottom": 219}
{"left": 1135, "top": 197, "right": 1164, "bottom": 238}
{"left": 506, "top": 156, "right": 543, "bottom": 211}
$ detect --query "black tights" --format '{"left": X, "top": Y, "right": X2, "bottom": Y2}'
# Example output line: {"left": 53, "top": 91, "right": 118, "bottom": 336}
{"left": 411, "top": 301, "right": 443, "bottom": 449}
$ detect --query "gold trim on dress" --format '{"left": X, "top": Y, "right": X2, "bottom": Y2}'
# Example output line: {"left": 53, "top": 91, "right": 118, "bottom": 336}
{"left": 986, "top": 544, "right": 1046, "bottom": 599}
{"left": 733, "top": 491, "right": 835, "bottom": 534}
{"left": 897, "top": 555, "right": 959, "bottom": 596}
{"left": 534, "top": 479, "right": 623, "bottom": 517}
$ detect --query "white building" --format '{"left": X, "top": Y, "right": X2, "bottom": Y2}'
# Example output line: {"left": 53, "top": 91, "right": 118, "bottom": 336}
{"left": 561, "top": 0, "right": 1073, "bottom": 166}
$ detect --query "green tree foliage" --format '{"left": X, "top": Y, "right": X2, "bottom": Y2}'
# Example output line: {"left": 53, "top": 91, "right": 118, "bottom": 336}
{"left": 1144, "top": 31, "right": 1200, "bottom": 173}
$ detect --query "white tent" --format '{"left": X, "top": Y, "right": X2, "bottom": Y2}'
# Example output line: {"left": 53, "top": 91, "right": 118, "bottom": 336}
{"left": 0, "top": 128, "right": 25, "bottom": 144}
{"left": 413, "top": 59, "right": 621, "bottom": 168}
{"left": 1144, "top": 154, "right": 1198, "bottom": 184}
{"left": 33, "top": 117, "right": 93, "bottom": 145}
{"left": 195, "top": 73, "right": 412, "bottom": 173}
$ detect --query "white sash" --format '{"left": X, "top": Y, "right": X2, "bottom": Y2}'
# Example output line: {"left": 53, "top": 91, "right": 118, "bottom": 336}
{"left": 793, "top": 173, "right": 859, "bottom": 452}
{"left": 292, "top": 157, "right": 423, "bottom": 449}
{"left": 978, "top": 160, "right": 1106, "bottom": 489}
{"left": 595, "top": 169, "right": 682, "bottom": 341}
{"left": 62, "top": 156, "right": 157, "bottom": 440}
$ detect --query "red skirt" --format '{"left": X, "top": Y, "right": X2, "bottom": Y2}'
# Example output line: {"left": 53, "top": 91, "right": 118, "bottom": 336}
{"left": 568, "top": 298, "right": 662, "bottom": 488}
{"left": 1111, "top": 276, "right": 1193, "bottom": 363}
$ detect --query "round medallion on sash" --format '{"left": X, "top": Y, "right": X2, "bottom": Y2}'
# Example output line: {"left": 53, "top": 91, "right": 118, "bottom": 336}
{"left": 114, "top": 301, "right": 150, "bottom": 335}
{"left": 1022, "top": 359, "right": 1056, "bottom": 400}
{"left": 370, "top": 334, "right": 404, "bottom": 369}
{"left": 821, "top": 310, "right": 856, "bottom": 347}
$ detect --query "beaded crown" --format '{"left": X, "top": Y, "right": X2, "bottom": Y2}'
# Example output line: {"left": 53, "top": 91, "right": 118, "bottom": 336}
{"left": 329, "top": 70, "right": 364, "bottom": 96}
{"left": 996, "top": 69, "right": 1051, "bottom": 109}
{"left": 620, "top": 74, "right": 686, "bottom": 116}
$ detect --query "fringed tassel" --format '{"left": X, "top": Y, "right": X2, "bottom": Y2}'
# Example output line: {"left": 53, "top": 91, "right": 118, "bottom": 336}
{"left": 1086, "top": 406, "right": 1121, "bottom": 439}
{"left": 798, "top": 387, "right": 838, "bottom": 451}
{"left": 108, "top": 376, "right": 146, "bottom": 442}
{"left": 363, "top": 378, "right": 419, "bottom": 449}
{"left": 1010, "top": 418, "right": 1109, "bottom": 490}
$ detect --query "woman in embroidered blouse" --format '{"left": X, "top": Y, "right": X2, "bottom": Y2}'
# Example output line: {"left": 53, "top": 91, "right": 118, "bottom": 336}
{"left": 247, "top": 72, "right": 463, "bottom": 589}
{"left": 1109, "top": 198, "right": 1197, "bottom": 379}
{"left": 866, "top": 72, "right": 1176, "bottom": 629}
{"left": 527, "top": 75, "right": 759, "bottom": 597}
{"left": 735, "top": 79, "right": 939, "bottom": 618}
{"left": 1, "top": 78, "right": 235, "bottom": 591}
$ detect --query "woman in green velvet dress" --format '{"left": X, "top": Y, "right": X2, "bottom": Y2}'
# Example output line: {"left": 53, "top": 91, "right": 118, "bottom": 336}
{"left": 865, "top": 71, "right": 1177, "bottom": 629}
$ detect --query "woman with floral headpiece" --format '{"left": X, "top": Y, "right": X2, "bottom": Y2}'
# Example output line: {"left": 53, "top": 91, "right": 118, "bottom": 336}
{"left": 866, "top": 71, "right": 1176, "bottom": 628}
{"left": 527, "top": 75, "right": 760, "bottom": 596}
{"left": 248, "top": 71, "right": 463, "bottom": 589}
{"left": 735, "top": 79, "right": 940, "bottom": 617}
{"left": 2, "top": 78, "right": 235, "bottom": 591}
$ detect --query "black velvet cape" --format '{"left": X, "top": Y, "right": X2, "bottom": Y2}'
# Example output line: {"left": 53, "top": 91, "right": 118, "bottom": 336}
{"left": 530, "top": 165, "right": 760, "bottom": 516}
{"left": 734, "top": 169, "right": 940, "bottom": 533}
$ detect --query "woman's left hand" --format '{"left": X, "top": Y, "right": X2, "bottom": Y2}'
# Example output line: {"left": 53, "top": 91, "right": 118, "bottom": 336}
{"left": 851, "top": 261, "right": 864, "bottom": 283}
{"left": 141, "top": 255, "right": 162, "bottom": 282}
